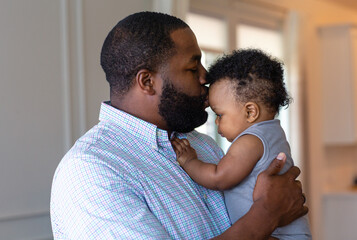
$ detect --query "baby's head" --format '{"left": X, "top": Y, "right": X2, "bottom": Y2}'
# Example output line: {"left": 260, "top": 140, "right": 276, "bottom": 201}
{"left": 206, "top": 48, "right": 291, "bottom": 141}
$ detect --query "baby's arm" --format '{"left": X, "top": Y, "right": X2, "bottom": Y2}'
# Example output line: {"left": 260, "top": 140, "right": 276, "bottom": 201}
{"left": 171, "top": 135, "right": 264, "bottom": 191}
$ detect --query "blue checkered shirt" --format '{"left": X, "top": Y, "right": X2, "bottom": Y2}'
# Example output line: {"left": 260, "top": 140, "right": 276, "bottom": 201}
{"left": 50, "top": 102, "right": 231, "bottom": 239}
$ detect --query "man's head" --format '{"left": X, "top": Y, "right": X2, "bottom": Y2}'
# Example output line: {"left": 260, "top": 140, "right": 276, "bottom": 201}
{"left": 101, "top": 12, "right": 208, "bottom": 133}
{"left": 100, "top": 11, "right": 188, "bottom": 97}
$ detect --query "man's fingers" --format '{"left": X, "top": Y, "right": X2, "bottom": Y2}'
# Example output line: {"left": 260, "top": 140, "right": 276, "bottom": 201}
{"left": 303, "top": 206, "right": 309, "bottom": 215}
{"left": 296, "top": 180, "right": 302, "bottom": 189}
{"left": 284, "top": 166, "right": 301, "bottom": 181}
{"left": 298, "top": 206, "right": 309, "bottom": 219}
{"left": 302, "top": 193, "right": 306, "bottom": 204}
{"left": 290, "top": 205, "right": 309, "bottom": 225}
{"left": 265, "top": 152, "right": 286, "bottom": 175}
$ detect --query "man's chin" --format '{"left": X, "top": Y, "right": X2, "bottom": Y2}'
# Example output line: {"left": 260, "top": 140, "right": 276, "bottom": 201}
{"left": 191, "top": 111, "right": 209, "bottom": 131}
{"left": 170, "top": 112, "right": 208, "bottom": 133}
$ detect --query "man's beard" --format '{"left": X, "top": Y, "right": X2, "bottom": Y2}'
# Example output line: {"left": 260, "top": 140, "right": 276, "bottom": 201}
{"left": 158, "top": 80, "right": 208, "bottom": 133}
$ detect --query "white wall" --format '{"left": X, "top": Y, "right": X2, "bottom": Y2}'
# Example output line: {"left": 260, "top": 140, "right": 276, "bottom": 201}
{"left": 0, "top": 0, "right": 152, "bottom": 239}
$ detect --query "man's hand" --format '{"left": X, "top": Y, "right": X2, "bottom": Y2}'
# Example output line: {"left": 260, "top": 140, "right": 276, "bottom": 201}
{"left": 253, "top": 152, "right": 308, "bottom": 228}
{"left": 211, "top": 152, "right": 308, "bottom": 240}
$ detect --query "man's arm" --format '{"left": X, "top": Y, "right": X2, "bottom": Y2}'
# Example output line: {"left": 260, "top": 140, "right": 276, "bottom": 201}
{"left": 212, "top": 153, "right": 308, "bottom": 240}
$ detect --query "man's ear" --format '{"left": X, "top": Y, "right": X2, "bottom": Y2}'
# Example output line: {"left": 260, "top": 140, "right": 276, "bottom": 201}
{"left": 245, "top": 102, "right": 260, "bottom": 123}
{"left": 135, "top": 69, "right": 155, "bottom": 95}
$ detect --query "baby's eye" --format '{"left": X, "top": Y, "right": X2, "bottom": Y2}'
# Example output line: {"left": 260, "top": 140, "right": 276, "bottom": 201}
{"left": 216, "top": 114, "right": 222, "bottom": 118}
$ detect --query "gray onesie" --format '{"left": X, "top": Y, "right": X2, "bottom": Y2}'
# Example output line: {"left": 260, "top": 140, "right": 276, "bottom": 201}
{"left": 224, "top": 119, "right": 311, "bottom": 239}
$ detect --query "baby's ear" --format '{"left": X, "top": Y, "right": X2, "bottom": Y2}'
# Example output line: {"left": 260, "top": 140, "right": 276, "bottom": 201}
{"left": 245, "top": 102, "right": 260, "bottom": 123}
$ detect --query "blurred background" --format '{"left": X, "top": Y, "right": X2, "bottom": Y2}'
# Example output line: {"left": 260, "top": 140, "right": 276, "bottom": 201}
{"left": 1, "top": 0, "right": 357, "bottom": 239}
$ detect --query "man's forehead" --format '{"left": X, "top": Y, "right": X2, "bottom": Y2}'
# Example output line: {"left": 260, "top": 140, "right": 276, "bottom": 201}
{"left": 171, "top": 28, "right": 201, "bottom": 59}
{"left": 173, "top": 45, "right": 202, "bottom": 66}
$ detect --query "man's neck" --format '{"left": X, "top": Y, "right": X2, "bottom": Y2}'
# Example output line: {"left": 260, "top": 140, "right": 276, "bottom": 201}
{"left": 110, "top": 94, "right": 170, "bottom": 133}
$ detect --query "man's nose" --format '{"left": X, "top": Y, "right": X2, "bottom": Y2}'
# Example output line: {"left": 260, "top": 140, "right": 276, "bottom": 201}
{"left": 199, "top": 65, "right": 207, "bottom": 85}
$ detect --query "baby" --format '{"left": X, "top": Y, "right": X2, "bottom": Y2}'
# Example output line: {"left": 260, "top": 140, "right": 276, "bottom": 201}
{"left": 171, "top": 49, "right": 311, "bottom": 240}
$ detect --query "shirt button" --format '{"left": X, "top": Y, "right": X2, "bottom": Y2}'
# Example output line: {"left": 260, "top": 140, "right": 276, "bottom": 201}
{"left": 204, "top": 194, "right": 207, "bottom": 200}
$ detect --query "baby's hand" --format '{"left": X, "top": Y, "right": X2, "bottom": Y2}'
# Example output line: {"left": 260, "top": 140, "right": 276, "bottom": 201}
{"left": 171, "top": 138, "right": 198, "bottom": 167}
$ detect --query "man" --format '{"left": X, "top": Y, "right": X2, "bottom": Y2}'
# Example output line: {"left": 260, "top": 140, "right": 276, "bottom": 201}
{"left": 51, "top": 12, "right": 307, "bottom": 239}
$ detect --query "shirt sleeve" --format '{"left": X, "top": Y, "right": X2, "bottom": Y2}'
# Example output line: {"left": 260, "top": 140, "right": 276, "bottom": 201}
{"left": 51, "top": 155, "right": 171, "bottom": 240}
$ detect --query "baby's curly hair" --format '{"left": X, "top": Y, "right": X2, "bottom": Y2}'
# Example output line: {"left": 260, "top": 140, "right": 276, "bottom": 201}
{"left": 207, "top": 48, "right": 292, "bottom": 114}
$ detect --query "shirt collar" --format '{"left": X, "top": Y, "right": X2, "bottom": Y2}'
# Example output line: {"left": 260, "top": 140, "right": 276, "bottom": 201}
{"left": 99, "top": 101, "right": 187, "bottom": 150}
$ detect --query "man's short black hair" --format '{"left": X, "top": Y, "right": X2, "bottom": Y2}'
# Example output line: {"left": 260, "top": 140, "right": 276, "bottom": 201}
{"left": 100, "top": 11, "right": 189, "bottom": 96}
{"left": 207, "top": 48, "right": 292, "bottom": 114}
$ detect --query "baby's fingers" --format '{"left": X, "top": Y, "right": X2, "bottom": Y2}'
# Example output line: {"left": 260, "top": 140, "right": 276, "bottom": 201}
{"left": 172, "top": 138, "right": 188, "bottom": 157}
{"left": 172, "top": 138, "right": 188, "bottom": 149}
{"left": 171, "top": 139, "right": 181, "bottom": 151}
{"left": 181, "top": 138, "right": 190, "bottom": 146}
